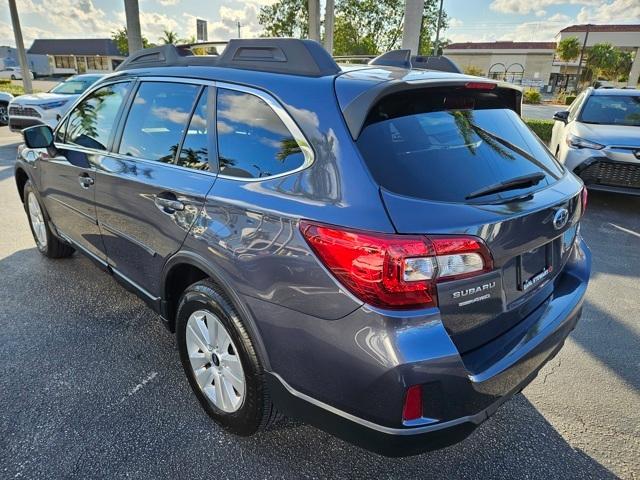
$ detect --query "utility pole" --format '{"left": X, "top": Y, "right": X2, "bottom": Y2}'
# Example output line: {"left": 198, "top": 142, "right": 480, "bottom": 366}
{"left": 124, "top": 0, "right": 143, "bottom": 54}
{"left": 237, "top": 21, "right": 241, "bottom": 38}
{"left": 433, "top": 0, "right": 444, "bottom": 56}
{"left": 307, "top": 0, "right": 321, "bottom": 42}
{"left": 575, "top": 24, "right": 591, "bottom": 91}
{"left": 324, "top": 0, "right": 335, "bottom": 54}
{"left": 401, "top": 0, "right": 425, "bottom": 56}
{"left": 8, "top": 0, "right": 32, "bottom": 93}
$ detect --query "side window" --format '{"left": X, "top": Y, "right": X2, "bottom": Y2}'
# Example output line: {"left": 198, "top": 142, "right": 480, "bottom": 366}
{"left": 568, "top": 92, "right": 585, "bottom": 120}
{"left": 216, "top": 88, "right": 306, "bottom": 179}
{"left": 176, "top": 89, "right": 209, "bottom": 171}
{"left": 55, "top": 116, "right": 69, "bottom": 143}
{"left": 66, "top": 82, "right": 131, "bottom": 150}
{"left": 118, "top": 82, "right": 200, "bottom": 163}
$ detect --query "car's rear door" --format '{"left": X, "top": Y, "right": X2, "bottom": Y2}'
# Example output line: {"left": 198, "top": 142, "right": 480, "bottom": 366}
{"left": 40, "top": 80, "right": 133, "bottom": 262}
{"left": 94, "top": 78, "right": 216, "bottom": 299}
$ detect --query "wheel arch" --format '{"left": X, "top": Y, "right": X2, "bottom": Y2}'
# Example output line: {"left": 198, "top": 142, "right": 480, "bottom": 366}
{"left": 15, "top": 166, "right": 29, "bottom": 203}
{"left": 161, "top": 250, "right": 271, "bottom": 370}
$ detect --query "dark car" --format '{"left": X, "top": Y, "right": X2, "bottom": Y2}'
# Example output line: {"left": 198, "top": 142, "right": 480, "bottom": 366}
{"left": 14, "top": 39, "right": 590, "bottom": 457}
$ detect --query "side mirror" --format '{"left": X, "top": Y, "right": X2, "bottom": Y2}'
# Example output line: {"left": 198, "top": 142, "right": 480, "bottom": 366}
{"left": 553, "top": 110, "right": 569, "bottom": 123}
{"left": 23, "top": 124, "right": 54, "bottom": 149}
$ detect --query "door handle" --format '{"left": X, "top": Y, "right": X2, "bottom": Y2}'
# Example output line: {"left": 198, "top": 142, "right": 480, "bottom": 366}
{"left": 154, "top": 194, "right": 185, "bottom": 213}
{"left": 78, "top": 174, "right": 94, "bottom": 189}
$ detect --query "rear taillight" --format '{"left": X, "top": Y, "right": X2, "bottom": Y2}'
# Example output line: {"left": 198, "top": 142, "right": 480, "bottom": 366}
{"left": 581, "top": 186, "right": 588, "bottom": 216}
{"left": 465, "top": 81, "right": 496, "bottom": 90}
{"left": 402, "top": 385, "right": 423, "bottom": 421}
{"left": 299, "top": 221, "right": 493, "bottom": 310}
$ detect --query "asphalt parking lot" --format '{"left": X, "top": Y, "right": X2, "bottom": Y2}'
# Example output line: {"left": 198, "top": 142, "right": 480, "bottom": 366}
{"left": 0, "top": 126, "right": 638, "bottom": 479}
{"left": 522, "top": 103, "right": 564, "bottom": 121}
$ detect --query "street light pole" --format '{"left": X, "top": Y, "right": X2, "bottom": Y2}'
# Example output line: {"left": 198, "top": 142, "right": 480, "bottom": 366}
{"left": 7, "top": 0, "right": 33, "bottom": 94}
{"left": 575, "top": 24, "right": 591, "bottom": 91}
{"left": 433, "top": 0, "right": 444, "bottom": 56}
{"left": 324, "top": 0, "right": 335, "bottom": 54}
{"left": 124, "top": 0, "right": 143, "bottom": 54}
{"left": 307, "top": 0, "right": 321, "bottom": 42}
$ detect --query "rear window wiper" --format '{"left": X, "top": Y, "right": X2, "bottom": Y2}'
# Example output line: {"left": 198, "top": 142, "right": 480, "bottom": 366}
{"left": 465, "top": 172, "right": 546, "bottom": 200}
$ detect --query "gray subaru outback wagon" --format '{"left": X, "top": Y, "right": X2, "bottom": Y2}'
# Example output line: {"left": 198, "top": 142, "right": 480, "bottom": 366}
{"left": 14, "top": 39, "right": 590, "bottom": 456}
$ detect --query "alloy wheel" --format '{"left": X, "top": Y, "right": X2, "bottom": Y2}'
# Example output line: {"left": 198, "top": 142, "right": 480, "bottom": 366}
{"left": 27, "top": 192, "right": 47, "bottom": 249}
{"left": 185, "top": 309, "right": 245, "bottom": 413}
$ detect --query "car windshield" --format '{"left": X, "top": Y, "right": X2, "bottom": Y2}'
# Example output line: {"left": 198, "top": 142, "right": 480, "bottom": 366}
{"left": 50, "top": 77, "right": 99, "bottom": 95}
{"left": 580, "top": 95, "right": 640, "bottom": 126}
{"left": 356, "top": 87, "right": 563, "bottom": 203}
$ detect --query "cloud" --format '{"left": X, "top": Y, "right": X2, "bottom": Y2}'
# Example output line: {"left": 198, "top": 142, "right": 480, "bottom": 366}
{"left": 489, "top": 0, "right": 600, "bottom": 15}
{"left": 449, "top": 18, "right": 464, "bottom": 28}
{"left": 157, "top": 0, "right": 179, "bottom": 5}
{"left": 535, "top": 10, "right": 547, "bottom": 17}
{"left": 575, "top": 0, "right": 640, "bottom": 23}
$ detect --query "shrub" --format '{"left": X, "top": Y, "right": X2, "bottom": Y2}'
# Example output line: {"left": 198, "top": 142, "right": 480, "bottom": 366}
{"left": 0, "top": 79, "right": 10, "bottom": 85}
{"left": 565, "top": 95, "right": 577, "bottom": 105}
{"left": 525, "top": 119, "right": 554, "bottom": 144}
{"left": 523, "top": 89, "right": 541, "bottom": 104}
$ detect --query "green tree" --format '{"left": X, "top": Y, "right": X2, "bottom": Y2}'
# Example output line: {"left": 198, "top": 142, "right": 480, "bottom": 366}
{"left": 258, "top": 0, "right": 447, "bottom": 55}
{"left": 336, "top": 0, "right": 447, "bottom": 54}
{"left": 586, "top": 43, "right": 622, "bottom": 81}
{"left": 160, "top": 29, "right": 182, "bottom": 45}
{"left": 614, "top": 50, "right": 633, "bottom": 81}
{"left": 258, "top": 0, "right": 309, "bottom": 38}
{"left": 556, "top": 36, "right": 580, "bottom": 90}
{"left": 333, "top": 15, "right": 378, "bottom": 55}
{"left": 111, "top": 27, "right": 151, "bottom": 55}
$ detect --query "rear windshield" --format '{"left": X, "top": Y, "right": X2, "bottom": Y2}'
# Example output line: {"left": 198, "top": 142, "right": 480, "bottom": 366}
{"left": 356, "top": 87, "right": 563, "bottom": 203}
{"left": 580, "top": 95, "right": 640, "bottom": 126}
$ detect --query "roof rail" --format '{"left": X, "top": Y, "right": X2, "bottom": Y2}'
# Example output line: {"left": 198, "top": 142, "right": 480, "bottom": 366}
{"left": 116, "top": 38, "right": 341, "bottom": 77}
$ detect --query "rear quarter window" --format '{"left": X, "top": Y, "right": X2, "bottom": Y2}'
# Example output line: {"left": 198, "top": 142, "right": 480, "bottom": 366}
{"left": 356, "top": 87, "right": 563, "bottom": 203}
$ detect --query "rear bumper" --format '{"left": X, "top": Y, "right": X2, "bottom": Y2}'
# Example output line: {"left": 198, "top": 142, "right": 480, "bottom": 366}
{"left": 253, "top": 238, "right": 590, "bottom": 456}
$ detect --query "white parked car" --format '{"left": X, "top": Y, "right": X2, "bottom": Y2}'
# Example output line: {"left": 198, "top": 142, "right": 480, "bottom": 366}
{"left": 0, "top": 91, "right": 14, "bottom": 126}
{"left": 550, "top": 87, "right": 640, "bottom": 195}
{"left": 0, "top": 66, "right": 34, "bottom": 80}
{"left": 8, "top": 73, "right": 104, "bottom": 131}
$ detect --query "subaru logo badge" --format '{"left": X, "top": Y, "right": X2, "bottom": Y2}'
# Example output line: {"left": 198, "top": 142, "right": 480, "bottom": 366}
{"left": 553, "top": 208, "right": 569, "bottom": 230}
{"left": 634, "top": 150, "right": 640, "bottom": 159}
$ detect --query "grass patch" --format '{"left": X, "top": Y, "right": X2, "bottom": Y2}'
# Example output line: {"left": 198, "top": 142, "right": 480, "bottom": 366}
{"left": 525, "top": 119, "right": 554, "bottom": 144}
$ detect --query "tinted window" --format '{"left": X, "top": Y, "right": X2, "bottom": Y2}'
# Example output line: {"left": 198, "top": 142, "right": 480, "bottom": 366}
{"left": 55, "top": 116, "right": 68, "bottom": 143}
{"left": 176, "top": 89, "right": 210, "bottom": 171}
{"left": 66, "top": 82, "right": 130, "bottom": 150}
{"left": 216, "top": 88, "right": 305, "bottom": 178}
{"left": 580, "top": 95, "right": 640, "bottom": 126}
{"left": 357, "top": 88, "right": 563, "bottom": 203}
{"left": 50, "top": 76, "right": 101, "bottom": 95}
{"left": 119, "top": 82, "right": 200, "bottom": 162}
{"left": 568, "top": 92, "right": 585, "bottom": 120}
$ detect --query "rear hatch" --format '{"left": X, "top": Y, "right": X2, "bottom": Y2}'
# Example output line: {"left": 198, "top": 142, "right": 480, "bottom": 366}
{"left": 352, "top": 83, "right": 584, "bottom": 353}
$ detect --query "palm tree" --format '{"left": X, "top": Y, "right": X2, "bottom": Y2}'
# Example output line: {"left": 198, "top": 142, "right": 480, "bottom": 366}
{"left": 160, "top": 29, "right": 181, "bottom": 45}
{"left": 556, "top": 36, "right": 580, "bottom": 91}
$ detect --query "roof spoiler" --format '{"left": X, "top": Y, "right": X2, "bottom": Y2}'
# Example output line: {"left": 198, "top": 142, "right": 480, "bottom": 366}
{"left": 116, "top": 38, "right": 341, "bottom": 77}
{"left": 366, "top": 51, "right": 462, "bottom": 74}
{"left": 368, "top": 50, "right": 412, "bottom": 69}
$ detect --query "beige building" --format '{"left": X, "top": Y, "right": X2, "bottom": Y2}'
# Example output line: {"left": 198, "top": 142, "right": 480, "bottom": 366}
{"left": 551, "top": 24, "right": 640, "bottom": 90}
{"left": 27, "top": 39, "right": 125, "bottom": 76}
{"left": 444, "top": 24, "right": 640, "bottom": 91}
{"left": 444, "top": 41, "right": 556, "bottom": 87}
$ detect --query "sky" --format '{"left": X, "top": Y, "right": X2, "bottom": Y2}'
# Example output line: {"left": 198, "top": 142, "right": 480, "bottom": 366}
{"left": 0, "top": 0, "right": 639, "bottom": 49}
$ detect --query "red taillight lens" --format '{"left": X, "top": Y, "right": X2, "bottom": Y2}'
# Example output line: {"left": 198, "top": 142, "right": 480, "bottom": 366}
{"left": 402, "top": 385, "right": 423, "bottom": 421}
{"left": 581, "top": 186, "right": 588, "bottom": 216}
{"left": 299, "top": 221, "right": 493, "bottom": 310}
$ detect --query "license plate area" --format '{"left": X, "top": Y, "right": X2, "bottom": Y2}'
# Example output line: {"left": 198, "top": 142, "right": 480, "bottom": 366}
{"left": 517, "top": 243, "right": 553, "bottom": 292}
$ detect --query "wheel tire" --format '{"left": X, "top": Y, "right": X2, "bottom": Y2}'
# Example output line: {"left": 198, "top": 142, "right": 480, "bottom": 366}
{"left": 0, "top": 101, "right": 8, "bottom": 126}
{"left": 176, "top": 279, "right": 278, "bottom": 436}
{"left": 23, "top": 181, "right": 74, "bottom": 258}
